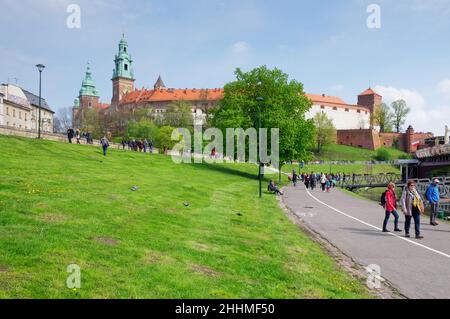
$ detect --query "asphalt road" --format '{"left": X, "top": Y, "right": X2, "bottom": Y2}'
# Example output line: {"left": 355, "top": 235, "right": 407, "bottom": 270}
{"left": 282, "top": 183, "right": 450, "bottom": 299}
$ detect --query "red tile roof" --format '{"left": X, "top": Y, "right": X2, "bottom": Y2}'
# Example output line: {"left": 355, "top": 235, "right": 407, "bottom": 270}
{"left": 358, "top": 88, "right": 381, "bottom": 96}
{"left": 120, "top": 88, "right": 224, "bottom": 105}
{"left": 305, "top": 94, "right": 346, "bottom": 105}
{"left": 97, "top": 102, "right": 110, "bottom": 109}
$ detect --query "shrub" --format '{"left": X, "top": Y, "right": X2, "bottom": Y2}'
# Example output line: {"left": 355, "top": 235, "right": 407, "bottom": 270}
{"left": 375, "top": 148, "right": 392, "bottom": 161}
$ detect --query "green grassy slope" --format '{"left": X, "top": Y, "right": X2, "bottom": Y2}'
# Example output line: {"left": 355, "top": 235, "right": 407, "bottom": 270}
{"left": 312, "top": 144, "right": 409, "bottom": 162}
{"left": 0, "top": 136, "right": 371, "bottom": 299}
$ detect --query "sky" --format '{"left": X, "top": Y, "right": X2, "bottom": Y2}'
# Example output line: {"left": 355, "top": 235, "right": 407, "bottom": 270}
{"left": 1, "top": 0, "right": 450, "bottom": 134}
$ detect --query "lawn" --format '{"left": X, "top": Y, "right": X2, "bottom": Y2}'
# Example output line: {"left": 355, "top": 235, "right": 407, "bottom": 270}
{"left": 0, "top": 135, "right": 371, "bottom": 299}
{"left": 311, "top": 144, "right": 410, "bottom": 162}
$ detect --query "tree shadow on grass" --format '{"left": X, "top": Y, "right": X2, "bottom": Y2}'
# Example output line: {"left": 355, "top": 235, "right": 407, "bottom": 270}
{"left": 187, "top": 162, "right": 259, "bottom": 181}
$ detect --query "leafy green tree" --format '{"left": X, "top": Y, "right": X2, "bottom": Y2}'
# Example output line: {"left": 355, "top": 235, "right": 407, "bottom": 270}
{"left": 211, "top": 66, "right": 315, "bottom": 170}
{"left": 372, "top": 103, "right": 394, "bottom": 133}
{"left": 126, "top": 119, "right": 159, "bottom": 142}
{"left": 154, "top": 101, "right": 193, "bottom": 129}
{"left": 313, "top": 112, "right": 336, "bottom": 153}
{"left": 156, "top": 126, "right": 177, "bottom": 154}
{"left": 391, "top": 99, "right": 410, "bottom": 133}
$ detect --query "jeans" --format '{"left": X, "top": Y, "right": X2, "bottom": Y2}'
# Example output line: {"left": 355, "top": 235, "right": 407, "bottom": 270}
{"left": 405, "top": 210, "right": 421, "bottom": 236}
{"left": 430, "top": 202, "right": 439, "bottom": 224}
{"left": 383, "top": 210, "right": 399, "bottom": 231}
{"left": 103, "top": 146, "right": 108, "bottom": 156}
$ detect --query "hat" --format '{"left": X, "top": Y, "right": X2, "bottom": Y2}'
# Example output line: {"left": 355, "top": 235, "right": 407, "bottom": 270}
{"left": 433, "top": 178, "right": 440, "bottom": 184}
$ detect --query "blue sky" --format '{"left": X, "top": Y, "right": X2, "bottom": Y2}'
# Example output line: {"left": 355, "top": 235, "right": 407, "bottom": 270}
{"left": 1, "top": 0, "right": 450, "bottom": 134}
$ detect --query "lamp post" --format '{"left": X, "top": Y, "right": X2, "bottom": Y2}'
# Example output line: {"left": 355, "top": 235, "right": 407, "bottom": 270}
{"left": 256, "top": 96, "right": 264, "bottom": 198}
{"left": 36, "top": 64, "right": 45, "bottom": 139}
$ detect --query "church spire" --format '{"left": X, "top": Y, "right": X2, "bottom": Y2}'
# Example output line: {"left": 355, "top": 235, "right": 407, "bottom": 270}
{"left": 154, "top": 74, "right": 166, "bottom": 90}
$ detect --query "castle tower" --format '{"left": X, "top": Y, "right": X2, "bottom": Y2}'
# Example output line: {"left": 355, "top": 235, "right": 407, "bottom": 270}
{"left": 405, "top": 125, "right": 415, "bottom": 153}
{"left": 79, "top": 64, "right": 100, "bottom": 110}
{"left": 111, "top": 35, "right": 135, "bottom": 107}
{"left": 358, "top": 88, "right": 382, "bottom": 128}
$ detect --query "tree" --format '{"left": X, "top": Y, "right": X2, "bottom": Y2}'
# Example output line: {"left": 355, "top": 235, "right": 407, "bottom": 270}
{"left": 153, "top": 100, "right": 193, "bottom": 129}
{"left": 211, "top": 66, "right": 315, "bottom": 171}
{"left": 126, "top": 119, "right": 159, "bottom": 141}
{"left": 313, "top": 112, "right": 336, "bottom": 153}
{"left": 82, "top": 109, "right": 107, "bottom": 139}
{"left": 54, "top": 107, "right": 72, "bottom": 133}
{"left": 156, "top": 126, "right": 177, "bottom": 154}
{"left": 391, "top": 99, "right": 410, "bottom": 133}
{"left": 372, "top": 103, "right": 394, "bottom": 133}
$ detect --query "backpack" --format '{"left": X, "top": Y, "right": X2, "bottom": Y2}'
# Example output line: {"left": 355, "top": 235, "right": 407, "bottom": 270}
{"left": 380, "top": 191, "right": 387, "bottom": 206}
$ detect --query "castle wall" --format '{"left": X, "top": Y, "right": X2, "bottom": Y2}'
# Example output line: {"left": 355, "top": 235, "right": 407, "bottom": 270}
{"left": 306, "top": 104, "right": 370, "bottom": 130}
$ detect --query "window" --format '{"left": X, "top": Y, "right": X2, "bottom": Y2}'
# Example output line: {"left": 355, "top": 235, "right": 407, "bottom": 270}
{"left": 6, "top": 107, "right": 9, "bottom": 115}
{"left": 345, "top": 108, "right": 349, "bottom": 112}
{"left": 357, "top": 110, "right": 361, "bottom": 113}
{"left": 19, "top": 111, "right": 22, "bottom": 119}
{"left": 320, "top": 105, "right": 325, "bottom": 109}
{"left": 13, "top": 109, "right": 16, "bottom": 117}
{"left": 333, "top": 107, "right": 337, "bottom": 111}
{"left": 124, "top": 64, "right": 128, "bottom": 71}
{"left": 25, "top": 113, "right": 27, "bottom": 121}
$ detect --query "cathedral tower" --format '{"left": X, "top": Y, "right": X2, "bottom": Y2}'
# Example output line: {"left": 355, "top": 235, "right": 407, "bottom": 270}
{"left": 111, "top": 35, "right": 135, "bottom": 107}
{"left": 79, "top": 63, "right": 100, "bottom": 110}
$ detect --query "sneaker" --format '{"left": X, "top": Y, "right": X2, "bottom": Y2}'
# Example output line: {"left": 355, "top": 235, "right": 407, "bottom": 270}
{"left": 405, "top": 234, "right": 411, "bottom": 238}
{"left": 416, "top": 235, "right": 424, "bottom": 240}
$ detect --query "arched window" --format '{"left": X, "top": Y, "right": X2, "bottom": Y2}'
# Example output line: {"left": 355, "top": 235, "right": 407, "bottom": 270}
{"left": 124, "top": 64, "right": 128, "bottom": 71}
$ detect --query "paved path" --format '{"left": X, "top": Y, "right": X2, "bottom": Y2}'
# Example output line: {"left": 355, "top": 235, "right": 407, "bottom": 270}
{"left": 282, "top": 183, "right": 450, "bottom": 299}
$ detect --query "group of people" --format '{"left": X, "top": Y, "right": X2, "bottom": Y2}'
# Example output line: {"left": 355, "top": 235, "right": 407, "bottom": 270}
{"left": 382, "top": 178, "right": 441, "bottom": 239}
{"left": 292, "top": 171, "right": 341, "bottom": 193}
{"left": 121, "top": 139, "right": 153, "bottom": 153}
{"left": 67, "top": 128, "right": 93, "bottom": 145}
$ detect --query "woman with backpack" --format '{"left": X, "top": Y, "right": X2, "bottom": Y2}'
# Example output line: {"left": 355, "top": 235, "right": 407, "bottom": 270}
{"left": 382, "top": 183, "right": 402, "bottom": 233}
{"left": 401, "top": 181, "right": 425, "bottom": 239}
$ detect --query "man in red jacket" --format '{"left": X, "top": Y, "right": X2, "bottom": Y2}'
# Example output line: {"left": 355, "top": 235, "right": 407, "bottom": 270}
{"left": 382, "top": 183, "right": 402, "bottom": 233}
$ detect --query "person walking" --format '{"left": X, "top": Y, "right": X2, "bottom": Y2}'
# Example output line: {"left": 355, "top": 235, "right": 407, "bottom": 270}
{"left": 67, "top": 128, "right": 74, "bottom": 144}
{"left": 426, "top": 178, "right": 440, "bottom": 226}
{"left": 320, "top": 173, "right": 327, "bottom": 192}
{"left": 382, "top": 183, "right": 402, "bottom": 233}
{"left": 143, "top": 139, "right": 148, "bottom": 153}
{"left": 292, "top": 170, "right": 298, "bottom": 187}
{"left": 100, "top": 136, "right": 110, "bottom": 156}
{"left": 310, "top": 173, "right": 316, "bottom": 191}
{"left": 76, "top": 129, "right": 81, "bottom": 144}
{"left": 149, "top": 140, "right": 153, "bottom": 154}
{"left": 401, "top": 181, "right": 425, "bottom": 239}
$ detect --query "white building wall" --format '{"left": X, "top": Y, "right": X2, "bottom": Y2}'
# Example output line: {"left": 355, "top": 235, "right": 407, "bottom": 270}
{"left": 31, "top": 106, "right": 54, "bottom": 133}
{"left": 306, "top": 104, "right": 370, "bottom": 130}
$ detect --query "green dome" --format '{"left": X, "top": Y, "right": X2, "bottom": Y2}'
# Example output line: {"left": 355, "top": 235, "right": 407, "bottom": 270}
{"left": 79, "top": 65, "right": 99, "bottom": 97}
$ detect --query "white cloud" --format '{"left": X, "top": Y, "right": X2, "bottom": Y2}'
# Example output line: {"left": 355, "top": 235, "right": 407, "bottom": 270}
{"left": 437, "top": 79, "right": 450, "bottom": 97}
{"left": 230, "top": 41, "right": 251, "bottom": 54}
{"left": 374, "top": 85, "right": 425, "bottom": 108}
{"left": 374, "top": 85, "right": 449, "bottom": 135}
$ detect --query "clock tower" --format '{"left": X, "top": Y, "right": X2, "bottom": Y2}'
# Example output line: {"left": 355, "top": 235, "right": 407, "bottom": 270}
{"left": 111, "top": 34, "right": 135, "bottom": 107}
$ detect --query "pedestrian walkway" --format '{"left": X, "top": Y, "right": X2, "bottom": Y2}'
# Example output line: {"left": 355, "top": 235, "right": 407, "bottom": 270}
{"left": 282, "top": 183, "right": 450, "bottom": 299}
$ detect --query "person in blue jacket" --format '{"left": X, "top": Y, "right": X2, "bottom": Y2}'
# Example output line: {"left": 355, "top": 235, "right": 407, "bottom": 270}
{"left": 426, "top": 178, "right": 440, "bottom": 226}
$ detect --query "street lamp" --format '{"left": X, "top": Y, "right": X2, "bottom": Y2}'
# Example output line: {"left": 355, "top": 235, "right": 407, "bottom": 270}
{"left": 36, "top": 64, "right": 45, "bottom": 139}
{"left": 256, "top": 96, "right": 264, "bottom": 198}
